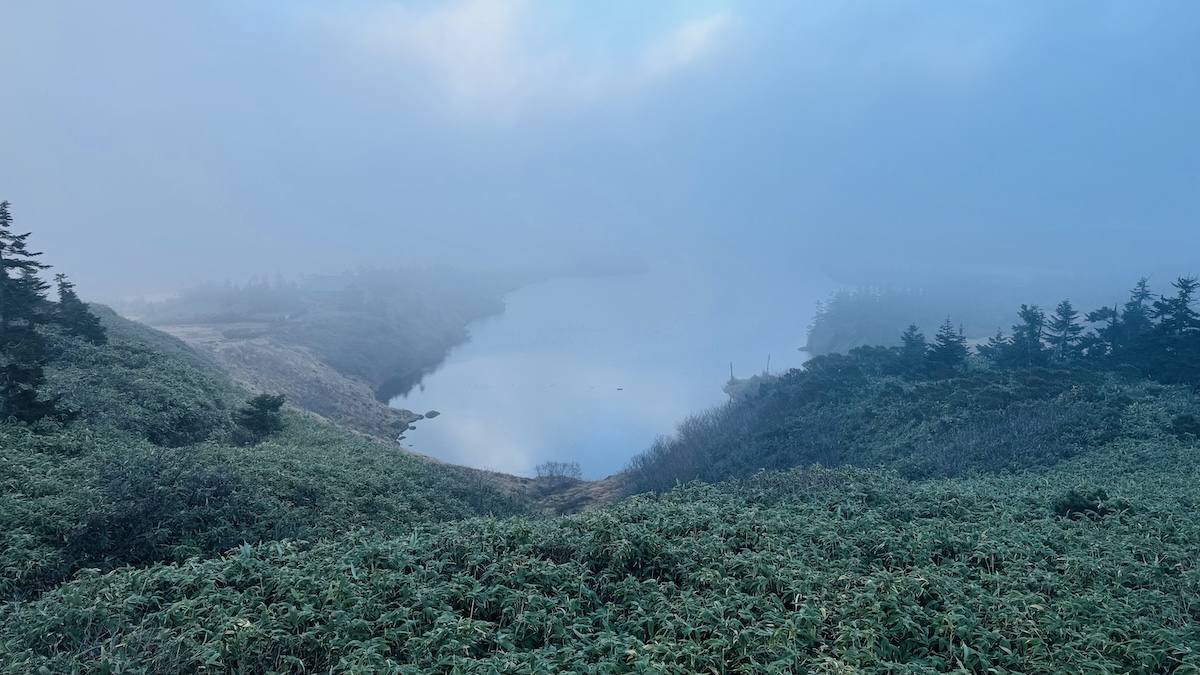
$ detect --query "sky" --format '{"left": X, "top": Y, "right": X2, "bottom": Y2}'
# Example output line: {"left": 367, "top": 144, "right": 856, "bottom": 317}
{"left": 2, "top": 0, "right": 1198, "bottom": 299}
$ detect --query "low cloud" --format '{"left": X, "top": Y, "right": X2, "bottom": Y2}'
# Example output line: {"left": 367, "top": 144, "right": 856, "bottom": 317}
{"left": 641, "top": 14, "right": 731, "bottom": 79}
{"left": 349, "top": 0, "right": 730, "bottom": 120}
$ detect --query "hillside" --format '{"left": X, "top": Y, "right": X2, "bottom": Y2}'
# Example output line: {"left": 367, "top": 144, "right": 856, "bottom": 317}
{"left": 632, "top": 277, "right": 1200, "bottom": 493}
{"left": 152, "top": 321, "right": 424, "bottom": 441}
{"left": 4, "top": 438, "right": 1198, "bottom": 672}
{"left": 0, "top": 308, "right": 529, "bottom": 602}
{"left": 5, "top": 200, "right": 1200, "bottom": 670}
{"left": 3, "top": 293, "right": 1199, "bottom": 672}
{"left": 126, "top": 270, "right": 522, "bottom": 441}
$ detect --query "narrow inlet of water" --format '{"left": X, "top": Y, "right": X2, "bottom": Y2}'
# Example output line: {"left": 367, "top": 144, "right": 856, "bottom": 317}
{"left": 391, "top": 266, "right": 832, "bottom": 478}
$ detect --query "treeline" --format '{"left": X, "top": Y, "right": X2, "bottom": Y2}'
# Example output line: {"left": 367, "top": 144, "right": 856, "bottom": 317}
{"left": 128, "top": 267, "right": 515, "bottom": 327}
{"left": 129, "top": 274, "right": 387, "bottom": 324}
{"left": 626, "top": 276, "right": 1200, "bottom": 493}
{"left": 123, "top": 267, "right": 514, "bottom": 401}
{"left": 0, "top": 201, "right": 107, "bottom": 424}
{"left": 886, "top": 277, "right": 1200, "bottom": 386}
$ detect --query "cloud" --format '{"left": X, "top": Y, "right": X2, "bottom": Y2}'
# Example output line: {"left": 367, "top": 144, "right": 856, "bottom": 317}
{"left": 348, "top": 0, "right": 730, "bottom": 119}
{"left": 641, "top": 14, "right": 730, "bottom": 79}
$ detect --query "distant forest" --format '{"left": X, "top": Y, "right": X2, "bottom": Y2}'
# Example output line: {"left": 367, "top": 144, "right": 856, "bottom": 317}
{"left": 124, "top": 268, "right": 518, "bottom": 327}
{"left": 807, "top": 276, "right": 1200, "bottom": 384}
{"left": 124, "top": 268, "right": 519, "bottom": 401}
{"left": 630, "top": 274, "right": 1200, "bottom": 491}
{"left": 802, "top": 277, "right": 1156, "bottom": 356}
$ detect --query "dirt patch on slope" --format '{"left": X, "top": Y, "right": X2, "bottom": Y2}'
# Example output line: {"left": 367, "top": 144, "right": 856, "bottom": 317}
{"left": 159, "top": 323, "right": 421, "bottom": 441}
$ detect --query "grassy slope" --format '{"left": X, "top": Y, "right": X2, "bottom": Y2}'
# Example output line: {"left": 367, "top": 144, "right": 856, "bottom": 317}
{"left": 5, "top": 303, "right": 1200, "bottom": 672}
{"left": 0, "top": 309, "right": 525, "bottom": 602}
{"left": 626, "top": 351, "right": 1200, "bottom": 493}
{"left": 154, "top": 322, "right": 423, "bottom": 441}
{"left": 3, "top": 440, "right": 1198, "bottom": 673}
{"left": 128, "top": 269, "right": 516, "bottom": 441}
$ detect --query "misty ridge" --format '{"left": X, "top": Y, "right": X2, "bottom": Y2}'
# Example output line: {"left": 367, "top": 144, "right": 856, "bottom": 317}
{"left": 6, "top": 194, "right": 1200, "bottom": 670}
{"left": 4, "top": 1, "right": 1200, "bottom": 672}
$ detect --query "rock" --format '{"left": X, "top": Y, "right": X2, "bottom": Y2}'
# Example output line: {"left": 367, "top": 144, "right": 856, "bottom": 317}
{"left": 424, "top": 410, "right": 441, "bottom": 418}
{"left": 408, "top": 425, "right": 417, "bottom": 431}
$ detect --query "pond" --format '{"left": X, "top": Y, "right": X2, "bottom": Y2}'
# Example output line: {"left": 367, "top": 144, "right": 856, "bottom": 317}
{"left": 390, "top": 263, "right": 833, "bottom": 479}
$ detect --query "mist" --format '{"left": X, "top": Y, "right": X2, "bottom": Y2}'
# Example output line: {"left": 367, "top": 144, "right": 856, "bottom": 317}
{"left": 3, "top": 1, "right": 1199, "bottom": 475}
{"left": 3, "top": 0, "right": 1196, "bottom": 300}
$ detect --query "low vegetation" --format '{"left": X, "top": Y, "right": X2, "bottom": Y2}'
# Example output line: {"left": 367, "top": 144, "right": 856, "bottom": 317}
{"left": 4, "top": 443, "right": 1199, "bottom": 673}
{"left": 630, "top": 277, "right": 1200, "bottom": 492}
{"left": 0, "top": 204, "right": 526, "bottom": 602}
{"left": 0, "top": 319, "right": 527, "bottom": 601}
{"left": 4, "top": 201, "right": 1199, "bottom": 671}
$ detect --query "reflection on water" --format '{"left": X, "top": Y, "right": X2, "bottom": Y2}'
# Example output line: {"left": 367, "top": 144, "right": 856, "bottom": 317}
{"left": 391, "top": 265, "right": 832, "bottom": 479}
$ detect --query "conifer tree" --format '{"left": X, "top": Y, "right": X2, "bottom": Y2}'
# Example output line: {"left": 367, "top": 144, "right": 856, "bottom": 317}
{"left": 975, "top": 328, "right": 1009, "bottom": 364}
{"left": 927, "top": 317, "right": 968, "bottom": 376}
{"left": 1083, "top": 305, "right": 1119, "bottom": 360}
{"left": 1046, "top": 299, "right": 1084, "bottom": 363}
{"left": 1151, "top": 276, "right": 1200, "bottom": 335}
{"left": 0, "top": 201, "right": 67, "bottom": 424}
{"left": 54, "top": 274, "right": 107, "bottom": 345}
{"left": 0, "top": 201, "right": 51, "bottom": 331}
{"left": 1116, "top": 278, "right": 1155, "bottom": 353}
{"left": 234, "top": 393, "right": 286, "bottom": 444}
{"left": 898, "top": 324, "right": 927, "bottom": 376}
{"left": 1140, "top": 276, "right": 1200, "bottom": 386}
{"left": 1001, "top": 304, "right": 1048, "bottom": 369}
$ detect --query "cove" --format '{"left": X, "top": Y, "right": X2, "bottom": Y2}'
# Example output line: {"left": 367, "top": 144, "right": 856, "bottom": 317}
{"left": 391, "top": 264, "right": 833, "bottom": 479}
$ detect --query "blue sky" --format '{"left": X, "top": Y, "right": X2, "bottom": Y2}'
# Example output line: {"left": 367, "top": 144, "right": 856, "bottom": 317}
{"left": 1, "top": 1, "right": 1198, "bottom": 296}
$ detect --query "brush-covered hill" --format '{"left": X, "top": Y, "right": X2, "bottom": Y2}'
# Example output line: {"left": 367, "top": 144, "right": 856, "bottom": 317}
{"left": 122, "top": 270, "right": 521, "bottom": 440}
{"left": 629, "top": 278, "right": 1200, "bottom": 493}
{"left": 4, "top": 435, "right": 1198, "bottom": 673}
{"left": 4, "top": 202, "right": 1199, "bottom": 671}
{"left": 4, "top": 300, "right": 1200, "bottom": 673}
{"left": 0, "top": 307, "right": 528, "bottom": 603}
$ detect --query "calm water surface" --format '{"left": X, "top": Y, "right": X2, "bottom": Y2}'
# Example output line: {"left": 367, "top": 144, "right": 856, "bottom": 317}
{"left": 391, "top": 265, "right": 833, "bottom": 478}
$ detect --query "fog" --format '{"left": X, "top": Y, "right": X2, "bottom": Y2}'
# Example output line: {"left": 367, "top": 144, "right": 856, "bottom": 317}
{"left": 3, "top": 1, "right": 1199, "bottom": 474}
{"left": 3, "top": 1, "right": 1196, "bottom": 299}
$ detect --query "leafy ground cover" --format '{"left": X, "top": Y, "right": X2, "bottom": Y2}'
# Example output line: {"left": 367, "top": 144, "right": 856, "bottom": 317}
{"left": 4, "top": 439, "right": 1198, "bottom": 673}
{"left": 5, "top": 222, "right": 1198, "bottom": 671}
{"left": 626, "top": 353, "right": 1200, "bottom": 493}
{"left": 0, "top": 310, "right": 525, "bottom": 602}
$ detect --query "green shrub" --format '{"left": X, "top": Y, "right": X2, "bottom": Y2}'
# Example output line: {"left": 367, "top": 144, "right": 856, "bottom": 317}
{"left": 1051, "top": 487, "right": 1126, "bottom": 520}
{"left": 4, "top": 445, "right": 1199, "bottom": 673}
{"left": 232, "top": 393, "right": 286, "bottom": 445}
{"left": 1170, "top": 413, "right": 1200, "bottom": 440}
{"left": 627, "top": 362, "right": 1180, "bottom": 492}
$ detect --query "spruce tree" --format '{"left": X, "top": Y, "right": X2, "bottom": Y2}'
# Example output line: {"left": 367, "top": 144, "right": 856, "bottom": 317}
{"left": 975, "top": 328, "right": 1009, "bottom": 365}
{"left": 898, "top": 324, "right": 928, "bottom": 376}
{"left": 1141, "top": 276, "right": 1200, "bottom": 386}
{"left": 1001, "top": 304, "right": 1048, "bottom": 369}
{"left": 1046, "top": 299, "right": 1084, "bottom": 363}
{"left": 234, "top": 393, "right": 286, "bottom": 444}
{"left": 927, "top": 317, "right": 968, "bottom": 377}
{"left": 1083, "top": 305, "right": 1119, "bottom": 360}
{"left": 0, "top": 201, "right": 52, "bottom": 331}
{"left": 0, "top": 201, "right": 66, "bottom": 424}
{"left": 1151, "top": 276, "right": 1200, "bottom": 335}
{"left": 1116, "top": 278, "right": 1154, "bottom": 354}
{"left": 54, "top": 274, "right": 107, "bottom": 345}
